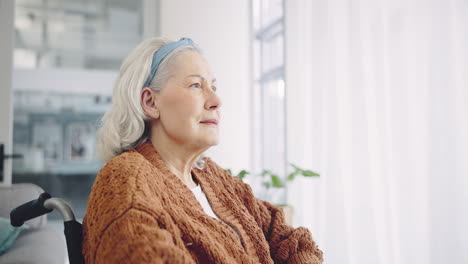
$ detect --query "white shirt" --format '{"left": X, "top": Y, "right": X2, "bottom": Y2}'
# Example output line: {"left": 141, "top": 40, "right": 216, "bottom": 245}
{"left": 190, "top": 184, "right": 241, "bottom": 240}
{"left": 190, "top": 184, "right": 219, "bottom": 220}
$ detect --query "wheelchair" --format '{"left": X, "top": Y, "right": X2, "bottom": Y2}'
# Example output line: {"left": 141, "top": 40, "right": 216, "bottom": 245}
{"left": 10, "top": 192, "right": 85, "bottom": 264}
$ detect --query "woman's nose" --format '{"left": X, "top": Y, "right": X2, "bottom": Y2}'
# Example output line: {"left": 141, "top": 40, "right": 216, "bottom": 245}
{"left": 205, "top": 88, "right": 222, "bottom": 110}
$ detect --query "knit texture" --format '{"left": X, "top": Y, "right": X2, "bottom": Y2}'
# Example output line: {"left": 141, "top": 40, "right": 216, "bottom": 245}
{"left": 82, "top": 142, "right": 323, "bottom": 263}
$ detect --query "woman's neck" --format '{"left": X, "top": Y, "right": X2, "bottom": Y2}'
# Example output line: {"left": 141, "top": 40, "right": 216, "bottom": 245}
{"left": 148, "top": 138, "right": 202, "bottom": 188}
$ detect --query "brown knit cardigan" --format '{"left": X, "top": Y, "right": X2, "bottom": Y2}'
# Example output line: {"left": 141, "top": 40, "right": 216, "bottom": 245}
{"left": 82, "top": 142, "right": 323, "bottom": 263}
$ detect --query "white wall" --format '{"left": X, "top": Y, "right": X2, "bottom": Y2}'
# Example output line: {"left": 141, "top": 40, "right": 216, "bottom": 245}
{"left": 159, "top": 0, "right": 252, "bottom": 171}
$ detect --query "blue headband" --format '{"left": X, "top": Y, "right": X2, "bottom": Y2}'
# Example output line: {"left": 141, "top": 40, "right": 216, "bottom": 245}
{"left": 143, "top": 37, "right": 195, "bottom": 87}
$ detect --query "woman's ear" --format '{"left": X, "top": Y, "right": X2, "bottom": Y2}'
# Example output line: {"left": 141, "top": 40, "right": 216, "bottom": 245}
{"left": 141, "top": 87, "right": 159, "bottom": 119}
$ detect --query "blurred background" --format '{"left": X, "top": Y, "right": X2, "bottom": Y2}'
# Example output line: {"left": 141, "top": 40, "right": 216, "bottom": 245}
{"left": 0, "top": 0, "right": 467, "bottom": 263}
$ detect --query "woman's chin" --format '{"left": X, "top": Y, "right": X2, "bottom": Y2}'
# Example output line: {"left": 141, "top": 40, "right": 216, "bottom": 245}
{"left": 207, "top": 139, "right": 219, "bottom": 147}
{"left": 190, "top": 138, "right": 219, "bottom": 150}
{"left": 204, "top": 138, "right": 219, "bottom": 147}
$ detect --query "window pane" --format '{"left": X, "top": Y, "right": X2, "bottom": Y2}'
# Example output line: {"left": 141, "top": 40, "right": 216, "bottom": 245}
{"left": 14, "top": 0, "right": 142, "bottom": 70}
{"left": 261, "top": 33, "right": 283, "bottom": 74}
{"left": 260, "top": 0, "right": 283, "bottom": 28}
{"left": 253, "top": 40, "right": 261, "bottom": 81}
{"left": 252, "top": 0, "right": 261, "bottom": 31}
{"left": 261, "top": 79, "right": 285, "bottom": 176}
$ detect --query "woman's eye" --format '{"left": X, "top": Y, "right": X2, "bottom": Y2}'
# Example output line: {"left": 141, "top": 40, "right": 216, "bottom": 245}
{"left": 212, "top": 86, "right": 217, "bottom": 92}
{"left": 190, "top": 83, "right": 201, "bottom": 88}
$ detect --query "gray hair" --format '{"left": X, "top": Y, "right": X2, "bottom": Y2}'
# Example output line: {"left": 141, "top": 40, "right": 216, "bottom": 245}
{"left": 96, "top": 37, "right": 206, "bottom": 169}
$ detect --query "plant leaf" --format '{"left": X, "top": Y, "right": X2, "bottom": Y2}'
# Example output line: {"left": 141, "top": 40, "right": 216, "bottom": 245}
{"left": 226, "top": 168, "right": 232, "bottom": 175}
{"left": 290, "top": 163, "right": 302, "bottom": 172}
{"left": 271, "top": 175, "right": 285, "bottom": 188}
{"left": 287, "top": 172, "right": 296, "bottom": 181}
{"left": 302, "top": 170, "right": 320, "bottom": 177}
{"left": 262, "top": 182, "right": 271, "bottom": 189}
{"left": 237, "top": 170, "right": 249, "bottom": 180}
{"left": 261, "top": 169, "right": 272, "bottom": 177}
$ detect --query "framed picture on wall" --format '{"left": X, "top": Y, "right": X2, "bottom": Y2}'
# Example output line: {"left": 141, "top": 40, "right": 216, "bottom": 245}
{"left": 32, "top": 120, "right": 63, "bottom": 162}
{"left": 65, "top": 122, "right": 95, "bottom": 161}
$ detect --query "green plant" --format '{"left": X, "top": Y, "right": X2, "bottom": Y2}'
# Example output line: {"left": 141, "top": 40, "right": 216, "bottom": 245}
{"left": 226, "top": 163, "right": 320, "bottom": 190}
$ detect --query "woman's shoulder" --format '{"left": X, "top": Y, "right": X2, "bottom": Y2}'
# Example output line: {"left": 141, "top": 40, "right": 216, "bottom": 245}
{"left": 101, "top": 149, "right": 150, "bottom": 174}
{"left": 93, "top": 149, "right": 159, "bottom": 197}
{"left": 85, "top": 150, "right": 166, "bottom": 235}
{"left": 92, "top": 151, "right": 142, "bottom": 189}
{"left": 87, "top": 150, "right": 158, "bottom": 214}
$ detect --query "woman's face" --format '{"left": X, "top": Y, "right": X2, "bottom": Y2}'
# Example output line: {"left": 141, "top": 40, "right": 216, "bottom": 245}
{"left": 153, "top": 51, "right": 222, "bottom": 151}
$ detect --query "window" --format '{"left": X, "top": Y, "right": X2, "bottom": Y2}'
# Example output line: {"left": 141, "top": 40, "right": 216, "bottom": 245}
{"left": 12, "top": 0, "right": 144, "bottom": 220}
{"left": 252, "top": 0, "right": 286, "bottom": 203}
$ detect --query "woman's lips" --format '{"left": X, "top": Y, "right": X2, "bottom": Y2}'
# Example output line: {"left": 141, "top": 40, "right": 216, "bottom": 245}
{"left": 200, "top": 119, "right": 218, "bottom": 125}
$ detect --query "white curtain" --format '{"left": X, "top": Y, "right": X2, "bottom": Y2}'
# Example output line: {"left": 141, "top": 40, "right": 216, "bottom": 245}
{"left": 285, "top": 0, "right": 468, "bottom": 263}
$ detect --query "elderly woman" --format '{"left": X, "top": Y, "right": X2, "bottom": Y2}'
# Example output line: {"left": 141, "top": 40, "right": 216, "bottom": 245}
{"left": 82, "top": 37, "right": 323, "bottom": 264}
